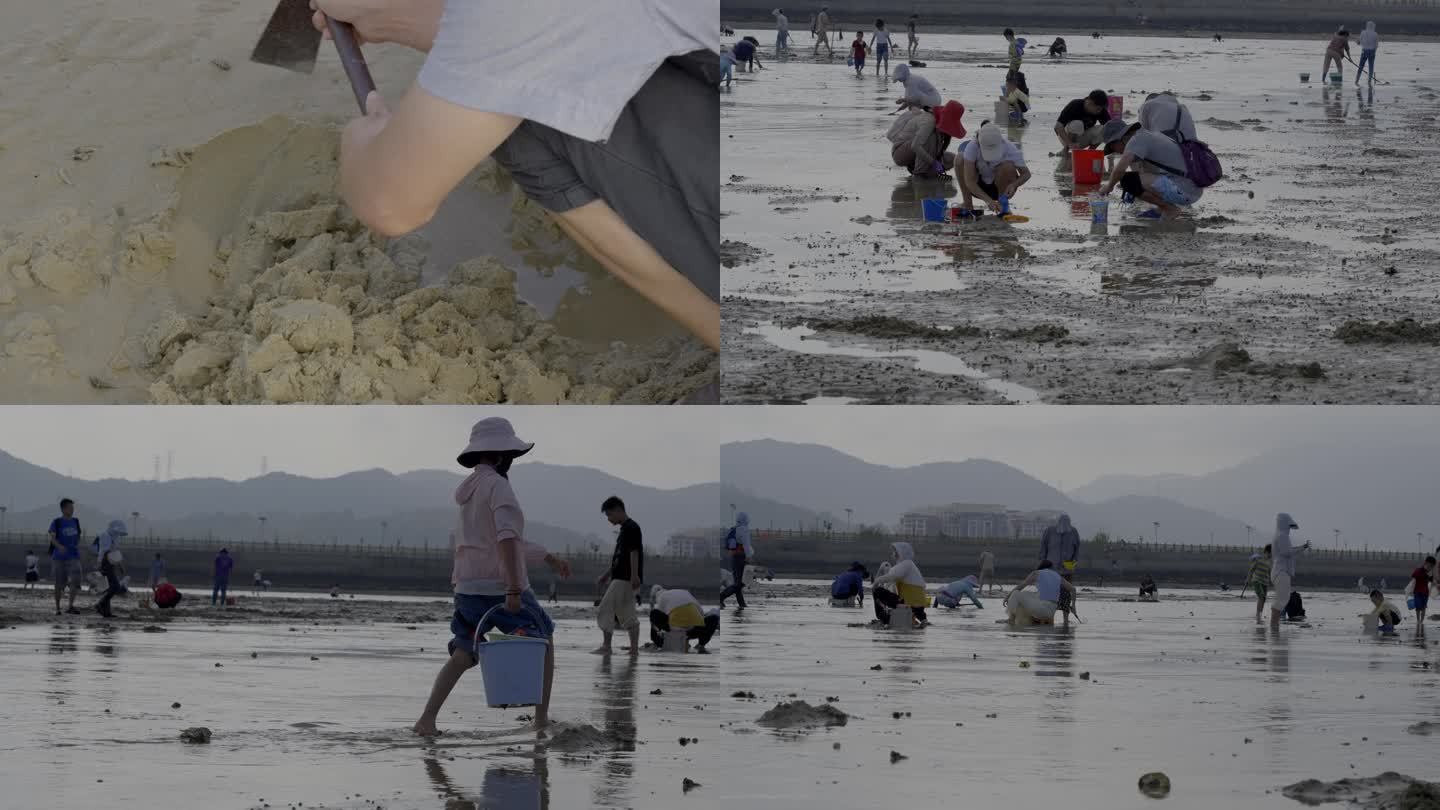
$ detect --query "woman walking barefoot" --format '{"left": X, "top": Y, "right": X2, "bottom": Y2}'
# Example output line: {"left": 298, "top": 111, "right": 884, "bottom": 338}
{"left": 413, "top": 417, "right": 571, "bottom": 736}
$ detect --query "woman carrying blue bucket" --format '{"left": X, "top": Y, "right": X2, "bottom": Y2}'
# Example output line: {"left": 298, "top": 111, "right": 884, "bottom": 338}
{"left": 413, "top": 417, "right": 571, "bottom": 737}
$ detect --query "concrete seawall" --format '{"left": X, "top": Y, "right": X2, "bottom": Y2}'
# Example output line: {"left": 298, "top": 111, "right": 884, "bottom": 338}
{"left": 722, "top": 1, "right": 1440, "bottom": 35}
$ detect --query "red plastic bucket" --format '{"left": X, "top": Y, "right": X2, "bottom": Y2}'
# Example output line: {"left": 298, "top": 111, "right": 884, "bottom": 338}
{"left": 1072, "top": 149, "right": 1105, "bottom": 185}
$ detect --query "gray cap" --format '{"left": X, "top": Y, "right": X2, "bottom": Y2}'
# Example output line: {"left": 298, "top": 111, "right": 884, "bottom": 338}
{"left": 1100, "top": 119, "right": 1134, "bottom": 148}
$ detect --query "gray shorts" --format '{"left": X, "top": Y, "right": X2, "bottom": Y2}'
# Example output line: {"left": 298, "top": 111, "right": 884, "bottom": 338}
{"left": 54, "top": 558, "right": 83, "bottom": 590}
{"left": 490, "top": 51, "right": 718, "bottom": 301}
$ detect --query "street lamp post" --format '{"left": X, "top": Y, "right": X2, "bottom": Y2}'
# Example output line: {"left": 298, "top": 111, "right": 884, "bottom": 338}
{"left": 845, "top": 508, "right": 853, "bottom": 533}
{"left": 0, "top": 505, "right": 7, "bottom": 537}
{"left": 1153, "top": 522, "right": 1159, "bottom": 544}
{"left": 258, "top": 515, "right": 267, "bottom": 542}
{"left": 131, "top": 511, "right": 141, "bottom": 539}
{"left": 729, "top": 503, "right": 736, "bottom": 524}
{"left": 381, "top": 520, "right": 389, "bottom": 547}
{"left": 1333, "top": 529, "right": 1340, "bottom": 553}
{"left": 1420, "top": 532, "right": 1425, "bottom": 556}
{"left": 1245, "top": 524, "right": 1252, "bottom": 546}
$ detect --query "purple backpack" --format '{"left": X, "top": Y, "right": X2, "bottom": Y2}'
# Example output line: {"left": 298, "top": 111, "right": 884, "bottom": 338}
{"left": 1160, "top": 107, "right": 1223, "bottom": 188}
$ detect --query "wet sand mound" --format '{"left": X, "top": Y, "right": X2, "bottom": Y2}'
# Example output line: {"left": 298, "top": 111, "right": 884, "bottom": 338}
{"left": 544, "top": 722, "right": 633, "bottom": 752}
{"left": 1282, "top": 773, "right": 1440, "bottom": 809}
{"left": 137, "top": 119, "right": 712, "bottom": 404}
{"left": 1335, "top": 319, "right": 1440, "bottom": 346}
{"left": 1157, "top": 344, "right": 1324, "bottom": 380}
{"left": 807, "top": 316, "right": 965, "bottom": 340}
{"left": 721, "top": 240, "right": 769, "bottom": 268}
{"left": 757, "top": 700, "right": 849, "bottom": 731}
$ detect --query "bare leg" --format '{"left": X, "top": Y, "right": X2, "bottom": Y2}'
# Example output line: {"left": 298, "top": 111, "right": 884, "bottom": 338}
{"left": 592, "top": 630, "right": 613, "bottom": 654}
{"left": 68, "top": 584, "right": 77, "bottom": 611}
{"left": 54, "top": 579, "right": 62, "bottom": 613}
{"left": 1254, "top": 596, "right": 1264, "bottom": 624}
{"left": 534, "top": 639, "right": 555, "bottom": 728}
{"left": 414, "top": 649, "right": 477, "bottom": 736}
{"left": 627, "top": 625, "right": 641, "bottom": 655}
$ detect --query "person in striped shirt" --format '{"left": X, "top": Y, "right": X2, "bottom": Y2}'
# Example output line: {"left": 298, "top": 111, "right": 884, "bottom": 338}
{"left": 1247, "top": 544, "right": 1273, "bottom": 625}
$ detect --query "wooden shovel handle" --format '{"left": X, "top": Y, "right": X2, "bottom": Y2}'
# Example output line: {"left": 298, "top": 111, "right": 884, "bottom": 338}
{"left": 326, "top": 18, "right": 376, "bottom": 113}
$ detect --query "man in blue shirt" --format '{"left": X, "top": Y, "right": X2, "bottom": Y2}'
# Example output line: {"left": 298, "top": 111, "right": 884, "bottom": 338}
{"left": 47, "top": 498, "right": 83, "bottom": 616}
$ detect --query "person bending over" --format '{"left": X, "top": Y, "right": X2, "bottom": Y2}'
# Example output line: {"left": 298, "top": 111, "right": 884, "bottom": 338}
{"left": 872, "top": 542, "right": 929, "bottom": 627}
{"left": 934, "top": 575, "right": 983, "bottom": 609}
{"left": 957, "top": 123, "right": 1030, "bottom": 216}
{"left": 1054, "top": 89, "right": 1111, "bottom": 151}
{"left": 311, "top": 0, "right": 719, "bottom": 350}
{"left": 1004, "top": 561, "right": 1076, "bottom": 625}
{"left": 649, "top": 585, "right": 720, "bottom": 653}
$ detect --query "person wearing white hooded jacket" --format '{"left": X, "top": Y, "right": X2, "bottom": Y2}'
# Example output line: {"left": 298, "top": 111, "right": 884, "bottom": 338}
{"left": 871, "top": 542, "right": 929, "bottom": 626}
{"left": 1356, "top": 22, "right": 1379, "bottom": 85}
{"left": 1269, "top": 512, "right": 1311, "bottom": 630}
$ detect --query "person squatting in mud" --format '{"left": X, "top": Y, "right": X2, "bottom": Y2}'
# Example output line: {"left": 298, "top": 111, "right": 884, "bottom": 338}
{"left": 309, "top": 0, "right": 720, "bottom": 351}
{"left": 1004, "top": 560, "right": 1078, "bottom": 626}
{"left": 871, "top": 542, "right": 930, "bottom": 627}
{"left": 831, "top": 561, "right": 868, "bottom": 606}
{"left": 955, "top": 122, "right": 1031, "bottom": 218}
{"left": 887, "top": 97, "right": 967, "bottom": 179}
{"left": 1097, "top": 92, "right": 1206, "bottom": 220}
{"left": 648, "top": 585, "right": 720, "bottom": 653}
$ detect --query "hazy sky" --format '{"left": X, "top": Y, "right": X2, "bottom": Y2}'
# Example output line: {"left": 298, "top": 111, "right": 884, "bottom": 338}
{"left": 712, "top": 406, "right": 1440, "bottom": 490}
{"left": 0, "top": 407, "right": 719, "bottom": 488}
{"left": 5, "top": 407, "right": 1438, "bottom": 493}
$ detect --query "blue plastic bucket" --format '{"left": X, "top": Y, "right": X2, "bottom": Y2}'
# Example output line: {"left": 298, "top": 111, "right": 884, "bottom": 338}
{"left": 473, "top": 605, "right": 549, "bottom": 707}
{"left": 1408, "top": 596, "right": 1417, "bottom": 610}
{"left": 922, "top": 198, "right": 949, "bottom": 221}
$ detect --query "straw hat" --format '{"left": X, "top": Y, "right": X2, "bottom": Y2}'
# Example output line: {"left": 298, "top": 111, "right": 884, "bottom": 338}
{"left": 458, "top": 417, "right": 534, "bottom": 465}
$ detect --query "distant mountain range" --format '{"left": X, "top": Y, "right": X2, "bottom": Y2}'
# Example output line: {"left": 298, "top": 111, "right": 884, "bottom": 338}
{"left": 722, "top": 440, "right": 1251, "bottom": 545}
{"left": 0, "top": 450, "right": 719, "bottom": 550}
{"left": 1070, "top": 439, "right": 1440, "bottom": 551}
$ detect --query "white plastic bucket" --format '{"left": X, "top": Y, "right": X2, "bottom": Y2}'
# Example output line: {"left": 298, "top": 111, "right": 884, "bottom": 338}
{"left": 888, "top": 605, "right": 913, "bottom": 630}
{"left": 663, "top": 629, "right": 689, "bottom": 653}
{"left": 473, "top": 606, "right": 549, "bottom": 707}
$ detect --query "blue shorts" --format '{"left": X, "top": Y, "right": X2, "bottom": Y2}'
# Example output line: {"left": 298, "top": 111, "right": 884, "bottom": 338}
{"left": 877, "top": 44, "right": 889, "bottom": 59}
{"left": 1152, "top": 174, "right": 1202, "bottom": 206}
{"left": 854, "top": 56, "right": 865, "bottom": 68}
{"left": 1414, "top": 593, "right": 1429, "bottom": 611}
{"left": 449, "top": 591, "right": 554, "bottom": 661}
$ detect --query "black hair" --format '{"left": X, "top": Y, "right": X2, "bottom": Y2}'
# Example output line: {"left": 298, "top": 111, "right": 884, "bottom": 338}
{"left": 1087, "top": 89, "right": 1108, "bottom": 106}
{"left": 1426, "top": 555, "right": 1437, "bottom": 565}
{"left": 1037, "top": 560, "right": 1054, "bottom": 570}
{"left": 60, "top": 498, "right": 74, "bottom": 509}
{"left": 1003, "top": 28, "right": 1014, "bottom": 38}
{"left": 601, "top": 496, "right": 626, "bottom": 513}
{"left": 1369, "top": 589, "right": 1383, "bottom": 598}
{"left": 876, "top": 18, "right": 885, "bottom": 28}
{"left": 155, "top": 552, "right": 162, "bottom": 558}
{"left": 459, "top": 450, "right": 518, "bottom": 477}
{"left": 1263, "top": 543, "right": 1272, "bottom": 553}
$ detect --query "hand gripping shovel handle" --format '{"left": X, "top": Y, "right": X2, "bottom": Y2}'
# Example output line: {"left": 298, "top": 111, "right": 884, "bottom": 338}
{"left": 326, "top": 18, "right": 376, "bottom": 113}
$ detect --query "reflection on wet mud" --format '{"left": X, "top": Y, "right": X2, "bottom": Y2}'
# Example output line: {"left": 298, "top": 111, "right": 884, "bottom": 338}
{"left": 593, "top": 656, "right": 638, "bottom": 807}
{"left": 886, "top": 177, "right": 958, "bottom": 221}
{"left": 1102, "top": 270, "right": 1217, "bottom": 301}
{"left": 424, "top": 754, "right": 550, "bottom": 810}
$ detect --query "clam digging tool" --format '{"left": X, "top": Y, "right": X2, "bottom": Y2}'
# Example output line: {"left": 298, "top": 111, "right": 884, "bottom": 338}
{"left": 250, "top": 0, "right": 376, "bottom": 113}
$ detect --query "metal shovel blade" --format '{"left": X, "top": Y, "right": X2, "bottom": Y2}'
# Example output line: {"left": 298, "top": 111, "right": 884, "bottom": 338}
{"left": 250, "top": 0, "right": 321, "bottom": 74}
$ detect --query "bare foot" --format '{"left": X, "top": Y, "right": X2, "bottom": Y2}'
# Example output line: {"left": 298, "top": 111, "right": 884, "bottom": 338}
{"left": 626, "top": 646, "right": 640, "bottom": 657}
{"left": 589, "top": 647, "right": 612, "bottom": 655}
{"left": 412, "top": 718, "right": 441, "bottom": 737}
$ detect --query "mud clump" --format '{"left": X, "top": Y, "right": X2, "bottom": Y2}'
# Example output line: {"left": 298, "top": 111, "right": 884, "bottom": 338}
{"left": 1000, "top": 324, "right": 1069, "bottom": 343}
{"left": 1138, "top": 772, "right": 1171, "bottom": 799}
{"left": 1335, "top": 319, "right": 1440, "bottom": 347}
{"left": 1282, "top": 773, "right": 1440, "bottom": 809}
{"left": 179, "top": 727, "right": 211, "bottom": 744}
{"left": 757, "top": 700, "right": 849, "bottom": 731}
{"left": 144, "top": 203, "right": 714, "bottom": 404}
{"left": 1162, "top": 343, "right": 1324, "bottom": 380}
{"left": 1405, "top": 721, "right": 1440, "bottom": 736}
{"left": 807, "top": 316, "right": 976, "bottom": 341}
{"left": 720, "top": 240, "right": 769, "bottom": 268}
{"left": 545, "top": 722, "right": 632, "bottom": 752}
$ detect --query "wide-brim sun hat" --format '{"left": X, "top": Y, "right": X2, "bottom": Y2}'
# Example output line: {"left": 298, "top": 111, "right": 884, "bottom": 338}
{"left": 458, "top": 417, "right": 534, "bottom": 466}
{"left": 935, "top": 100, "right": 967, "bottom": 138}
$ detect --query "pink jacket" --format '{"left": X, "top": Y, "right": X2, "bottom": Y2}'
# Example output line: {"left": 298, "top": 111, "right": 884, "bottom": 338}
{"left": 452, "top": 466, "right": 549, "bottom": 594}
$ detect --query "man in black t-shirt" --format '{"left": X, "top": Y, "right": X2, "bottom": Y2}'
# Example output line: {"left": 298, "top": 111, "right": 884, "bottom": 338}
{"left": 1054, "top": 89, "right": 1112, "bottom": 151}
{"left": 593, "top": 496, "right": 643, "bottom": 656}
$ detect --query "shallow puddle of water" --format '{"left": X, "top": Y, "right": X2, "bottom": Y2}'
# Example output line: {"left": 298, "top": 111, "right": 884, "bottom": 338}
{"left": 749, "top": 322, "right": 1042, "bottom": 403}
{"left": 2, "top": 588, "right": 1436, "bottom": 808}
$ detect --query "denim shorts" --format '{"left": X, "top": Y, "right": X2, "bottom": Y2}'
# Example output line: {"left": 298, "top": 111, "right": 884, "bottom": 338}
{"left": 1153, "top": 174, "right": 1202, "bottom": 206}
{"left": 449, "top": 591, "right": 554, "bottom": 661}
{"left": 1414, "top": 593, "right": 1430, "bottom": 612}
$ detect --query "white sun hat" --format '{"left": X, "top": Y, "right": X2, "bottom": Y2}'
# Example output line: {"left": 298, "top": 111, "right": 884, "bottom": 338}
{"left": 458, "top": 417, "right": 534, "bottom": 465}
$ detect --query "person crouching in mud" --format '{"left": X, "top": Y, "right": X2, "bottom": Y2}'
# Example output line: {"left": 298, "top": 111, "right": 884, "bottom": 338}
{"left": 892, "top": 64, "right": 942, "bottom": 112}
{"left": 1097, "top": 112, "right": 1203, "bottom": 220}
{"left": 887, "top": 100, "right": 966, "bottom": 179}
{"left": 831, "top": 561, "right": 869, "bottom": 606}
{"left": 934, "top": 575, "right": 983, "bottom": 609}
{"left": 649, "top": 585, "right": 720, "bottom": 653}
{"left": 1004, "top": 561, "right": 1076, "bottom": 626}
{"left": 1138, "top": 573, "right": 1158, "bottom": 599}
{"left": 872, "top": 542, "right": 930, "bottom": 627}
{"left": 957, "top": 123, "right": 1030, "bottom": 217}
{"left": 414, "top": 417, "right": 571, "bottom": 736}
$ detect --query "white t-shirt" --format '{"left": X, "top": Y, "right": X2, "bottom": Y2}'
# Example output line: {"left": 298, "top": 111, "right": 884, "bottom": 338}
{"left": 419, "top": 0, "right": 717, "bottom": 143}
{"left": 656, "top": 588, "right": 702, "bottom": 615}
{"left": 25, "top": 554, "right": 38, "bottom": 573}
{"left": 962, "top": 138, "right": 1027, "bottom": 184}
{"left": 873, "top": 30, "right": 892, "bottom": 48}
